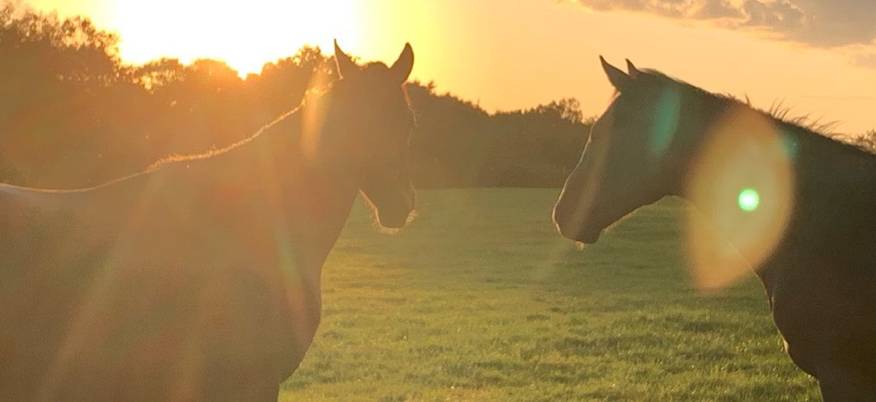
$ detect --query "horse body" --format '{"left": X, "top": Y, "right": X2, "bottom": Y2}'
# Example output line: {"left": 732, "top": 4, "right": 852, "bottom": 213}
{"left": 761, "top": 132, "right": 876, "bottom": 396}
{"left": 554, "top": 58, "right": 876, "bottom": 400}
{"left": 0, "top": 42, "right": 416, "bottom": 401}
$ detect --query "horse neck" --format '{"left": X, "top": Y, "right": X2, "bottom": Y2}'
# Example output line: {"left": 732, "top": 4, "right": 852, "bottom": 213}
{"left": 229, "top": 101, "right": 362, "bottom": 265}
{"left": 675, "top": 100, "right": 876, "bottom": 273}
{"left": 774, "top": 122, "right": 876, "bottom": 241}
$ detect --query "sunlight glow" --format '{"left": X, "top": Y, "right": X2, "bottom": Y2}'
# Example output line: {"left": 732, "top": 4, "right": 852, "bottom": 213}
{"left": 108, "top": 0, "right": 365, "bottom": 75}
{"left": 17, "top": 0, "right": 876, "bottom": 131}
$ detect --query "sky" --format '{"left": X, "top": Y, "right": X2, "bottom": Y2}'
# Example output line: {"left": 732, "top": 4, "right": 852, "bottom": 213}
{"left": 16, "top": 0, "right": 876, "bottom": 133}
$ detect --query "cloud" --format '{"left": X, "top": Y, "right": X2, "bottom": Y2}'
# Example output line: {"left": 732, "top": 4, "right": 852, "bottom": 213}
{"left": 853, "top": 51, "right": 876, "bottom": 68}
{"left": 571, "top": 0, "right": 876, "bottom": 48}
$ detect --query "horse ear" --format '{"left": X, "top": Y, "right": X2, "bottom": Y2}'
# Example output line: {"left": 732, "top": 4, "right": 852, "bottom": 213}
{"left": 626, "top": 59, "right": 641, "bottom": 78}
{"left": 334, "top": 40, "right": 358, "bottom": 79}
{"left": 601, "top": 56, "right": 631, "bottom": 92}
{"left": 389, "top": 43, "right": 414, "bottom": 84}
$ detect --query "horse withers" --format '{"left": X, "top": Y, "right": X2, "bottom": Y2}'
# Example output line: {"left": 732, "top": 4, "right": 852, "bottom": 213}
{"left": 0, "top": 41, "right": 416, "bottom": 401}
{"left": 554, "top": 57, "right": 876, "bottom": 400}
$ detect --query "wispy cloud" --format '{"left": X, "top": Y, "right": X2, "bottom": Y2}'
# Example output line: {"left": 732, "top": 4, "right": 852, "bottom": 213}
{"left": 570, "top": 0, "right": 876, "bottom": 48}
{"left": 853, "top": 51, "right": 876, "bottom": 68}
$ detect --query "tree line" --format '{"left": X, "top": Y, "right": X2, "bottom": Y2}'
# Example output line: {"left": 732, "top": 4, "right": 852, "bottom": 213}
{"left": 0, "top": 6, "right": 589, "bottom": 189}
{"left": 5, "top": 7, "right": 869, "bottom": 190}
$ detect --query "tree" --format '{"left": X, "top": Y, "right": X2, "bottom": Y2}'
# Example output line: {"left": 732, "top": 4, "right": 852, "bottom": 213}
{"left": 0, "top": 4, "right": 133, "bottom": 186}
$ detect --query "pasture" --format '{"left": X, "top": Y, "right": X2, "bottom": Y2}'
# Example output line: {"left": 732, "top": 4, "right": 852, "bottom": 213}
{"left": 278, "top": 188, "right": 819, "bottom": 401}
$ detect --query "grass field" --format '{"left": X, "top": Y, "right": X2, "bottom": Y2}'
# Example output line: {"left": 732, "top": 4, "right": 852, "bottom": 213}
{"left": 278, "top": 188, "right": 819, "bottom": 401}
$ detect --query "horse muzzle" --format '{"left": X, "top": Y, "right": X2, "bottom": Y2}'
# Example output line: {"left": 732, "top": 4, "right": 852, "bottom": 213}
{"left": 553, "top": 201, "right": 602, "bottom": 244}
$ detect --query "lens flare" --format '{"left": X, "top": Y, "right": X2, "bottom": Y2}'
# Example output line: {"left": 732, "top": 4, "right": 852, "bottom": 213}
{"left": 737, "top": 188, "right": 760, "bottom": 212}
{"left": 685, "top": 107, "right": 795, "bottom": 290}
{"left": 649, "top": 87, "right": 681, "bottom": 158}
{"left": 301, "top": 68, "right": 333, "bottom": 162}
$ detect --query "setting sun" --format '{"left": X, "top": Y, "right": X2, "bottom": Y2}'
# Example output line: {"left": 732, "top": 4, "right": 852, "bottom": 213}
{"left": 110, "top": 0, "right": 365, "bottom": 75}
{"left": 25, "top": 0, "right": 367, "bottom": 75}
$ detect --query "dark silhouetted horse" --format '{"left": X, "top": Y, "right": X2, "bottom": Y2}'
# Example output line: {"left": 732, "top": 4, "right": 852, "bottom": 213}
{"left": 0, "top": 41, "right": 416, "bottom": 402}
{"left": 554, "top": 57, "right": 876, "bottom": 400}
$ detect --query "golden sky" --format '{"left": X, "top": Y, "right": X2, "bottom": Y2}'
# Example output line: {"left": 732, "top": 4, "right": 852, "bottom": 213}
{"left": 20, "top": 0, "right": 876, "bottom": 133}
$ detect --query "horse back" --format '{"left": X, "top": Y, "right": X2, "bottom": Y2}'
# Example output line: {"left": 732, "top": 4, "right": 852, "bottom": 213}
{"left": 0, "top": 163, "right": 319, "bottom": 400}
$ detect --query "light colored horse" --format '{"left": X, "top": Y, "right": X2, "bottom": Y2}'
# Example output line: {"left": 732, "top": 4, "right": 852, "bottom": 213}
{"left": 0, "top": 41, "right": 416, "bottom": 402}
{"left": 554, "top": 58, "right": 876, "bottom": 400}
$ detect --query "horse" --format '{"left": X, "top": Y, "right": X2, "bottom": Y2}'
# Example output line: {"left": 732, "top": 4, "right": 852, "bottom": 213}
{"left": 0, "top": 41, "right": 416, "bottom": 402}
{"left": 553, "top": 57, "right": 876, "bottom": 400}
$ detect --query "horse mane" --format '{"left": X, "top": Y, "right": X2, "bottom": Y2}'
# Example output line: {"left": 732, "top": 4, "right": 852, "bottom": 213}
{"left": 639, "top": 69, "right": 875, "bottom": 157}
{"left": 146, "top": 103, "right": 304, "bottom": 172}
{"left": 144, "top": 62, "right": 377, "bottom": 172}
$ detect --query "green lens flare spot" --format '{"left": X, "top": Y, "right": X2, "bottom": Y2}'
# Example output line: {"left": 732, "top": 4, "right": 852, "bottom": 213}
{"left": 738, "top": 189, "right": 760, "bottom": 212}
{"left": 649, "top": 88, "right": 681, "bottom": 157}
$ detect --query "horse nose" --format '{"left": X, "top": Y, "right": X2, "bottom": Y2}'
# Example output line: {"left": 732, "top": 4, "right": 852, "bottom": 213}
{"left": 552, "top": 202, "right": 573, "bottom": 236}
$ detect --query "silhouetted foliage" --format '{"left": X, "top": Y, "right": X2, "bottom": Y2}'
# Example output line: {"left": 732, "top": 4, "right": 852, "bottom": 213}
{"left": 0, "top": 4, "right": 131, "bottom": 185}
{"left": 406, "top": 87, "right": 589, "bottom": 187}
{"left": 0, "top": 7, "right": 589, "bottom": 188}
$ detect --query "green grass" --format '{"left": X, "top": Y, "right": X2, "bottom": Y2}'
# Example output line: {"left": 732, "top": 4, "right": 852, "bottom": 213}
{"left": 279, "top": 188, "right": 819, "bottom": 401}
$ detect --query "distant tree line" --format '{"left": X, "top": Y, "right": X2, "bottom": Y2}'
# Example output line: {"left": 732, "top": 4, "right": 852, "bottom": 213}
{"left": 0, "top": 7, "right": 589, "bottom": 189}
{"left": 6, "top": 8, "right": 868, "bottom": 190}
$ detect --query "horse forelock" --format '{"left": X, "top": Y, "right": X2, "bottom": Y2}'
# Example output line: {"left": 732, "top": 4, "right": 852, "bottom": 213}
{"left": 362, "top": 62, "right": 390, "bottom": 73}
{"left": 334, "top": 66, "right": 415, "bottom": 126}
